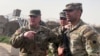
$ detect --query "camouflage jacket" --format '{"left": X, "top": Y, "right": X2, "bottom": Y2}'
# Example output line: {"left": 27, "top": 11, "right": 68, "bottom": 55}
{"left": 52, "top": 26, "right": 69, "bottom": 47}
{"left": 52, "top": 26, "right": 72, "bottom": 56}
{"left": 69, "top": 20, "right": 100, "bottom": 56}
{"left": 10, "top": 26, "right": 60, "bottom": 56}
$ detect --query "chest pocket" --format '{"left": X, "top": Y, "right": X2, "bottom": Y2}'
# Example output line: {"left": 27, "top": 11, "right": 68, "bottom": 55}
{"left": 70, "top": 32, "right": 80, "bottom": 39}
{"left": 30, "top": 31, "right": 48, "bottom": 51}
{"left": 35, "top": 31, "right": 48, "bottom": 41}
{"left": 70, "top": 32, "right": 82, "bottom": 46}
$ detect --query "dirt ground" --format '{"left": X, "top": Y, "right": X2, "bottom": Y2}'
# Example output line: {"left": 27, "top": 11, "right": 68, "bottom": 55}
{"left": 0, "top": 43, "right": 19, "bottom": 56}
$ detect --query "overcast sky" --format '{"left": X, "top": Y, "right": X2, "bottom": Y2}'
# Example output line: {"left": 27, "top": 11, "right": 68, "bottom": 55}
{"left": 0, "top": 0, "right": 100, "bottom": 25}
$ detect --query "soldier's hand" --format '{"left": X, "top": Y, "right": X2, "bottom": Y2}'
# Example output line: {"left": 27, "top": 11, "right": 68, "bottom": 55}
{"left": 24, "top": 31, "right": 36, "bottom": 39}
{"left": 58, "top": 47, "right": 64, "bottom": 56}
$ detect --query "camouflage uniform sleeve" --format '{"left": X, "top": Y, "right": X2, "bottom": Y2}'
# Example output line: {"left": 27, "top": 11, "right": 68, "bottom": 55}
{"left": 49, "top": 29, "right": 60, "bottom": 44}
{"left": 48, "top": 29, "right": 61, "bottom": 55}
{"left": 82, "top": 26, "right": 100, "bottom": 56}
{"left": 10, "top": 28, "right": 27, "bottom": 48}
{"left": 52, "top": 27, "right": 63, "bottom": 46}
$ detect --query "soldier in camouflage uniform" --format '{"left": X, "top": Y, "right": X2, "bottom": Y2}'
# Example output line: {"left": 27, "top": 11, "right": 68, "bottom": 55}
{"left": 10, "top": 10, "right": 60, "bottom": 56}
{"left": 52, "top": 11, "right": 72, "bottom": 56}
{"left": 63, "top": 3, "right": 100, "bottom": 56}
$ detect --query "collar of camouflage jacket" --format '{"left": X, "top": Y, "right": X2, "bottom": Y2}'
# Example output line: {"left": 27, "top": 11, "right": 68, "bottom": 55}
{"left": 28, "top": 25, "right": 43, "bottom": 32}
{"left": 70, "top": 19, "right": 84, "bottom": 32}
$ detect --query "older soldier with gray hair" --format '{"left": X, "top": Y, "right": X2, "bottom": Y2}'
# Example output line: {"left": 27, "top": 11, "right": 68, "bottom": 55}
{"left": 10, "top": 9, "right": 60, "bottom": 56}
{"left": 63, "top": 3, "right": 100, "bottom": 56}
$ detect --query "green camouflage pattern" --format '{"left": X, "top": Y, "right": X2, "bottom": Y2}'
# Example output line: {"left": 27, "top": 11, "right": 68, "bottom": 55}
{"left": 69, "top": 20, "right": 100, "bottom": 56}
{"left": 52, "top": 26, "right": 72, "bottom": 56}
{"left": 10, "top": 26, "right": 60, "bottom": 56}
{"left": 52, "top": 26, "right": 65, "bottom": 47}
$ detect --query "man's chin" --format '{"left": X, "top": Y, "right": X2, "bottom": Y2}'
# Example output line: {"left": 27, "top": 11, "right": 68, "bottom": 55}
{"left": 30, "top": 24, "right": 36, "bottom": 26}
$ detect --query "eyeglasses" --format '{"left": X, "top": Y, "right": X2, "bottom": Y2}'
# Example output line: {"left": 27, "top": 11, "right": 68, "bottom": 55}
{"left": 29, "top": 15, "right": 37, "bottom": 18}
{"left": 60, "top": 17, "right": 67, "bottom": 20}
{"left": 64, "top": 9, "right": 74, "bottom": 12}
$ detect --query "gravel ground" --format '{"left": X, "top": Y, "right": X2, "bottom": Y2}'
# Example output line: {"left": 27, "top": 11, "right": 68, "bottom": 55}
{"left": 0, "top": 43, "right": 19, "bottom": 56}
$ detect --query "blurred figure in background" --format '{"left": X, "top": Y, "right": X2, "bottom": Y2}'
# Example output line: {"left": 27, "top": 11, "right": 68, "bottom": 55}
{"left": 52, "top": 11, "right": 72, "bottom": 56}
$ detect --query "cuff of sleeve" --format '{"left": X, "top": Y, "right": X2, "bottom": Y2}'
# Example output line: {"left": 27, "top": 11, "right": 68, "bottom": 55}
{"left": 19, "top": 33, "right": 31, "bottom": 41}
{"left": 88, "top": 51, "right": 100, "bottom": 56}
{"left": 19, "top": 33, "right": 24, "bottom": 38}
{"left": 18, "top": 33, "right": 27, "bottom": 40}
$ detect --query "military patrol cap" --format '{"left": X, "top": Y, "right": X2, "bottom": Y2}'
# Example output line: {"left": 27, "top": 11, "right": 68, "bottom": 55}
{"left": 29, "top": 10, "right": 41, "bottom": 16}
{"left": 64, "top": 3, "right": 83, "bottom": 12}
{"left": 60, "top": 11, "right": 66, "bottom": 18}
{"left": 60, "top": 11, "right": 66, "bottom": 20}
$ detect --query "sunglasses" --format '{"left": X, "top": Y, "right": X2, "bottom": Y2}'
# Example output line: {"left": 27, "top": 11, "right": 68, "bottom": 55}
{"left": 64, "top": 9, "right": 74, "bottom": 12}
{"left": 29, "top": 15, "right": 37, "bottom": 18}
{"left": 60, "top": 17, "right": 67, "bottom": 20}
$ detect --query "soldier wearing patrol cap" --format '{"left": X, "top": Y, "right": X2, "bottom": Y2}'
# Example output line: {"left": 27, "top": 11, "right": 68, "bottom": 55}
{"left": 10, "top": 9, "right": 60, "bottom": 56}
{"left": 63, "top": 3, "right": 100, "bottom": 56}
{"left": 52, "top": 11, "right": 72, "bottom": 56}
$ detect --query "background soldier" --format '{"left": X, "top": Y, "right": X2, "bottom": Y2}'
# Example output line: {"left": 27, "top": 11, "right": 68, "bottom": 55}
{"left": 10, "top": 10, "right": 60, "bottom": 56}
{"left": 52, "top": 11, "right": 72, "bottom": 56}
{"left": 63, "top": 3, "right": 100, "bottom": 56}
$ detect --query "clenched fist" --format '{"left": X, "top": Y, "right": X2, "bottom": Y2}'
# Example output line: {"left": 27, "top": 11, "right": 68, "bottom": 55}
{"left": 24, "top": 31, "right": 36, "bottom": 39}
{"left": 58, "top": 47, "right": 64, "bottom": 56}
